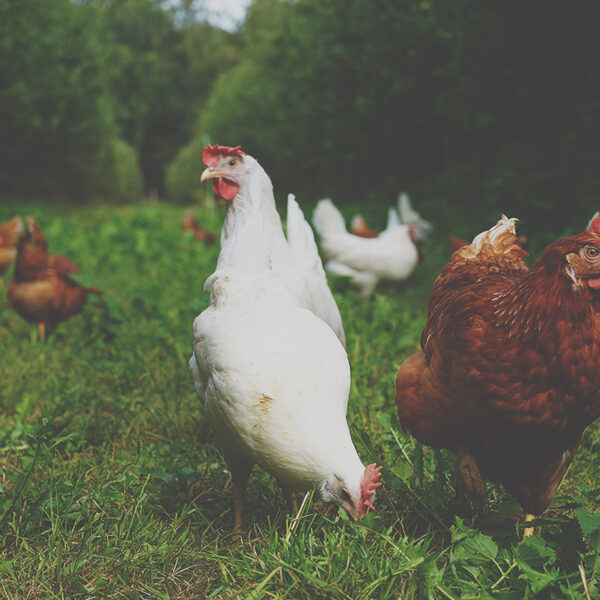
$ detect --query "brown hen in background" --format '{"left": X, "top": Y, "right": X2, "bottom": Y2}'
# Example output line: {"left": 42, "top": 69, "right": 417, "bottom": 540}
{"left": 8, "top": 217, "right": 100, "bottom": 340}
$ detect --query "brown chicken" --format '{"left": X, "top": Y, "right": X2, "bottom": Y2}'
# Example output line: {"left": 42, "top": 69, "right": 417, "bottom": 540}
{"left": 396, "top": 215, "right": 600, "bottom": 532}
{"left": 0, "top": 216, "right": 24, "bottom": 283}
{"left": 350, "top": 214, "right": 379, "bottom": 238}
{"left": 181, "top": 210, "right": 218, "bottom": 245}
{"left": 8, "top": 217, "right": 100, "bottom": 340}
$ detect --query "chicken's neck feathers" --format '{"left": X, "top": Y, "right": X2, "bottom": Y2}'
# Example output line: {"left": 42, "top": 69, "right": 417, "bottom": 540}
{"left": 222, "top": 160, "right": 285, "bottom": 246}
{"left": 491, "top": 263, "right": 596, "bottom": 341}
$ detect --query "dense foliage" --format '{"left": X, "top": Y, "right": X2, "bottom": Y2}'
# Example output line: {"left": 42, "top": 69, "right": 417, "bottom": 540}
{"left": 0, "top": 0, "right": 238, "bottom": 200}
{"left": 171, "top": 0, "right": 600, "bottom": 231}
{"left": 2, "top": 0, "right": 599, "bottom": 230}
{"left": 0, "top": 0, "right": 117, "bottom": 198}
{"left": 1, "top": 200, "right": 600, "bottom": 598}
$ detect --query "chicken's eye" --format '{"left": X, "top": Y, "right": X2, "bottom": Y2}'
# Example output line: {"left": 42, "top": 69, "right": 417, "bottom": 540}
{"left": 585, "top": 246, "right": 599, "bottom": 259}
{"left": 340, "top": 488, "right": 351, "bottom": 502}
{"left": 228, "top": 158, "right": 236, "bottom": 167}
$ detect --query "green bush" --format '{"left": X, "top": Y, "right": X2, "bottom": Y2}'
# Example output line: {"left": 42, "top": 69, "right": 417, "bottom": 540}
{"left": 196, "top": 0, "right": 600, "bottom": 232}
{"left": 0, "top": 0, "right": 116, "bottom": 200}
{"left": 96, "top": 138, "right": 144, "bottom": 204}
{"left": 165, "top": 135, "right": 212, "bottom": 203}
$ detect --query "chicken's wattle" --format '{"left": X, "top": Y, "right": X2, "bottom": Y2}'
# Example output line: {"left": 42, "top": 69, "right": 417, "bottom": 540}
{"left": 213, "top": 178, "right": 238, "bottom": 202}
{"left": 358, "top": 463, "right": 383, "bottom": 517}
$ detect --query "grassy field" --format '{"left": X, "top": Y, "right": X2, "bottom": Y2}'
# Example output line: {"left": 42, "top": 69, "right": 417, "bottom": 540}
{"left": 1, "top": 198, "right": 600, "bottom": 599}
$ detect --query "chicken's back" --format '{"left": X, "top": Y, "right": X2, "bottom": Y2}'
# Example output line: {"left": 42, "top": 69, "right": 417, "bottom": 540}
{"left": 48, "top": 254, "right": 80, "bottom": 275}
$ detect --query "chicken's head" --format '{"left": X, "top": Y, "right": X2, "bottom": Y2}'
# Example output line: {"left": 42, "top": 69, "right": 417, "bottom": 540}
{"left": 20, "top": 217, "right": 47, "bottom": 251}
{"left": 553, "top": 217, "right": 600, "bottom": 291}
{"left": 322, "top": 463, "right": 382, "bottom": 520}
{"left": 200, "top": 144, "right": 249, "bottom": 202}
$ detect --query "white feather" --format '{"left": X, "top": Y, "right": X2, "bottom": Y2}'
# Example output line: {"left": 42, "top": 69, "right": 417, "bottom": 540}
{"left": 221, "top": 167, "right": 345, "bottom": 346}
{"left": 286, "top": 194, "right": 345, "bottom": 346}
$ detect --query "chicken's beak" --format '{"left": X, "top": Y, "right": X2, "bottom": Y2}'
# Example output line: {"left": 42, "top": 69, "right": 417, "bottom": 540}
{"left": 200, "top": 167, "right": 227, "bottom": 183}
{"left": 344, "top": 506, "right": 362, "bottom": 521}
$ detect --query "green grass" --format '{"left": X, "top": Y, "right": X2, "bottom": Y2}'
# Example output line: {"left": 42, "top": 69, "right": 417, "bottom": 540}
{"left": 1, "top": 198, "right": 600, "bottom": 599}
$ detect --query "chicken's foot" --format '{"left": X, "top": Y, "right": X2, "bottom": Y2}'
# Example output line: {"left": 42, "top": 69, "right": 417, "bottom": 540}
{"left": 37, "top": 322, "right": 46, "bottom": 342}
{"left": 233, "top": 481, "right": 245, "bottom": 532}
{"left": 280, "top": 483, "right": 298, "bottom": 514}
{"left": 457, "top": 446, "right": 486, "bottom": 499}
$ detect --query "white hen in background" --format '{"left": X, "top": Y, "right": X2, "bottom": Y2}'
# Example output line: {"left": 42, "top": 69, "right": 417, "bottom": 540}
{"left": 200, "top": 144, "right": 346, "bottom": 347}
{"left": 397, "top": 193, "right": 432, "bottom": 243}
{"left": 313, "top": 198, "right": 419, "bottom": 298}
{"left": 350, "top": 194, "right": 432, "bottom": 244}
{"left": 189, "top": 199, "right": 381, "bottom": 530}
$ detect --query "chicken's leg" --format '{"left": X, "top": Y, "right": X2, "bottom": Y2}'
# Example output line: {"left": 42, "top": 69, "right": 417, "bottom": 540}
{"left": 414, "top": 444, "right": 424, "bottom": 487}
{"left": 37, "top": 322, "right": 46, "bottom": 342}
{"left": 523, "top": 513, "right": 535, "bottom": 538}
{"left": 457, "top": 446, "right": 486, "bottom": 499}
{"left": 279, "top": 483, "right": 298, "bottom": 514}
{"left": 225, "top": 457, "right": 252, "bottom": 532}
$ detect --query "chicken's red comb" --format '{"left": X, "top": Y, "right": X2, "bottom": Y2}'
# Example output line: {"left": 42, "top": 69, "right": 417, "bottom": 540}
{"left": 591, "top": 216, "right": 600, "bottom": 236}
{"left": 201, "top": 144, "right": 246, "bottom": 168}
{"left": 358, "top": 463, "right": 382, "bottom": 517}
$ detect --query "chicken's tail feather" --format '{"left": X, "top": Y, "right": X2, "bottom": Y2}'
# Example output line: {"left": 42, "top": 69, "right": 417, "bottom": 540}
{"left": 286, "top": 194, "right": 321, "bottom": 273}
{"left": 313, "top": 199, "right": 347, "bottom": 238}
{"left": 456, "top": 215, "right": 527, "bottom": 262}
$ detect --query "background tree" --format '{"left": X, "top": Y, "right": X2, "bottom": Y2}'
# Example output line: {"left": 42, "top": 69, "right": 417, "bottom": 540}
{"left": 0, "top": 0, "right": 123, "bottom": 199}
{"left": 169, "top": 0, "right": 600, "bottom": 232}
{"left": 100, "top": 0, "right": 239, "bottom": 195}
{"left": 2, "top": 0, "right": 599, "bottom": 231}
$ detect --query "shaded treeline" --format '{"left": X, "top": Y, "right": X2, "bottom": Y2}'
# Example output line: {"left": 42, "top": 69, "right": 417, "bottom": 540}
{"left": 0, "top": 0, "right": 239, "bottom": 200}
{"left": 2, "top": 0, "right": 600, "bottom": 231}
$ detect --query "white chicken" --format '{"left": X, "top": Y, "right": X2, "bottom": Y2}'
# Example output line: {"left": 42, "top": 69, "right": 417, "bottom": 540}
{"left": 313, "top": 198, "right": 419, "bottom": 298}
{"left": 200, "top": 144, "right": 345, "bottom": 347}
{"left": 189, "top": 199, "right": 381, "bottom": 530}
